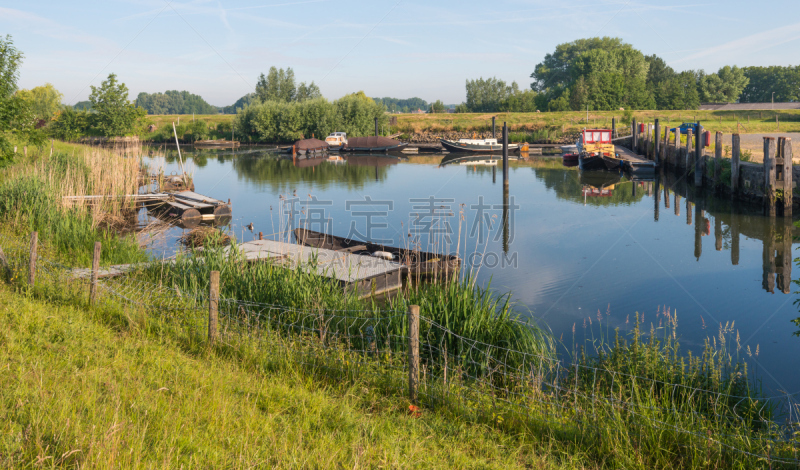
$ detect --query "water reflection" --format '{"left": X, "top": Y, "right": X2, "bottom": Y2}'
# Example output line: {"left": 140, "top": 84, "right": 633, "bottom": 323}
{"left": 655, "top": 170, "right": 795, "bottom": 295}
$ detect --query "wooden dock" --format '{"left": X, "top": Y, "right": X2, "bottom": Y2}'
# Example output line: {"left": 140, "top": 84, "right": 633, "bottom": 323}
{"left": 614, "top": 145, "right": 656, "bottom": 174}
{"left": 233, "top": 240, "right": 403, "bottom": 298}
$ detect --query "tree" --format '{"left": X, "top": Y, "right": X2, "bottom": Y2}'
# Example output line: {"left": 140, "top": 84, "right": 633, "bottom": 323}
{"left": 465, "top": 77, "right": 511, "bottom": 112}
{"left": 454, "top": 103, "right": 469, "bottom": 113}
{"left": 0, "top": 35, "right": 42, "bottom": 160}
{"left": 529, "top": 37, "right": 653, "bottom": 111}
{"left": 296, "top": 81, "right": 322, "bottom": 102}
{"left": 256, "top": 66, "right": 298, "bottom": 103}
{"left": 699, "top": 66, "right": 749, "bottom": 103}
{"left": 429, "top": 100, "right": 446, "bottom": 113}
{"left": 373, "top": 97, "right": 428, "bottom": 113}
{"left": 88, "top": 73, "right": 146, "bottom": 137}
{"left": 135, "top": 90, "right": 219, "bottom": 114}
{"left": 222, "top": 93, "right": 256, "bottom": 114}
{"left": 740, "top": 66, "right": 800, "bottom": 103}
{"left": 16, "top": 83, "right": 63, "bottom": 121}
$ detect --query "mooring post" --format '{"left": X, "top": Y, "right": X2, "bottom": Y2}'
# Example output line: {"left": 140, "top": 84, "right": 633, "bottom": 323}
{"left": 502, "top": 123, "right": 509, "bottom": 188}
{"left": 28, "top": 231, "right": 37, "bottom": 286}
{"left": 209, "top": 270, "right": 220, "bottom": 344}
{"left": 686, "top": 198, "right": 692, "bottom": 225}
{"left": 673, "top": 129, "right": 679, "bottom": 166}
{"left": 90, "top": 241, "right": 101, "bottom": 305}
{"left": 408, "top": 304, "right": 420, "bottom": 403}
{"left": 654, "top": 119, "right": 660, "bottom": 165}
{"left": 762, "top": 222, "right": 776, "bottom": 293}
{"left": 685, "top": 129, "right": 693, "bottom": 173}
{"left": 492, "top": 165, "right": 496, "bottom": 184}
{"left": 492, "top": 116, "right": 496, "bottom": 138}
{"left": 654, "top": 173, "right": 660, "bottom": 221}
{"left": 731, "top": 134, "right": 741, "bottom": 197}
{"left": 674, "top": 193, "right": 680, "bottom": 217}
{"left": 731, "top": 210, "right": 740, "bottom": 265}
{"left": 664, "top": 185, "right": 670, "bottom": 209}
{"left": 764, "top": 137, "right": 777, "bottom": 217}
{"left": 695, "top": 123, "right": 703, "bottom": 187}
{"left": 374, "top": 117, "right": 378, "bottom": 137}
{"left": 714, "top": 132, "right": 723, "bottom": 189}
{"left": 694, "top": 204, "right": 703, "bottom": 260}
{"left": 778, "top": 218, "right": 792, "bottom": 293}
{"left": 611, "top": 117, "right": 616, "bottom": 139}
{"left": 715, "top": 215, "right": 722, "bottom": 251}
{"left": 780, "top": 138, "right": 793, "bottom": 217}
{"left": 632, "top": 118, "right": 638, "bottom": 151}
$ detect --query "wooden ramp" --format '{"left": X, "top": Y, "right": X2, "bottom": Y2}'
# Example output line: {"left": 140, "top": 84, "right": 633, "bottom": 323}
{"left": 233, "top": 240, "right": 404, "bottom": 298}
{"left": 615, "top": 145, "right": 656, "bottom": 174}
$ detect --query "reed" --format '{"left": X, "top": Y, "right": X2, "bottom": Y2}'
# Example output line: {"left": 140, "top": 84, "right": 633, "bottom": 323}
{"left": 0, "top": 147, "right": 145, "bottom": 265}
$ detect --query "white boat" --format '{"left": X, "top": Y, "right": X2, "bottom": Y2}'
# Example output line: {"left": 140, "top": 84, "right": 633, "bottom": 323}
{"left": 325, "top": 132, "right": 347, "bottom": 150}
{"left": 440, "top": 137, "right": 520, "bottom": 153}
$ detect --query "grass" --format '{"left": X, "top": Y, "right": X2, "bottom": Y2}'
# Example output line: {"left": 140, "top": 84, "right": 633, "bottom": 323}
{"left": 0, "top": 146, "right": 146, "bottom": 266}
{"left": 0, "top": 286, "right": 583, "bottom": 469}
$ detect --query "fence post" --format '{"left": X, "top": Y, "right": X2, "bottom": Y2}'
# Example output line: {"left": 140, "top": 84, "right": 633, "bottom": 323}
{"left": 732, "top": 134, "right": 741, "bottom": 196}
{"left": 28, "top": 232, "right": 38, "bottom": 286}
{"left": 209, "top": 270, "right": 220, "bottom": 344}
{"left": 781, "top": 138, "right": 793, "bottom": 217}
{"left": 408, "top": 304, "right": 420, "bottom": 403}
{"left": 90, "top": 241, "right": 101, "bottom": 304}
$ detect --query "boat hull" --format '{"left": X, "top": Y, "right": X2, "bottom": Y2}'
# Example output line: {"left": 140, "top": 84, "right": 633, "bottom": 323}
{"left": 579, "top": 153, "right": 607, "bottom": 171}
{"left": 440, "top": 139, "right": 520, "bottom": 153}
{"left": 341, "top": 143, "right": 408, "bottom": 153}
{"left": 293, "top": 228, "right": 460, "bottom": 278}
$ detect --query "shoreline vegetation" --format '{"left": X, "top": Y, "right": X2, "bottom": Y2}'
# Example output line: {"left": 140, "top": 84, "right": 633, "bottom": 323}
{"left": 0, "top": 141, "right": 798, "bottom": 468}
{"left": 128, "top": 109, "right": 800, "bottom": 146}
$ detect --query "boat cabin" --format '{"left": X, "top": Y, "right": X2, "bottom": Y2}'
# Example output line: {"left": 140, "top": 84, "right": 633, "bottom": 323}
{"left": 580, "top": 128, "right": 614, "bottom": 156}
{"left": 325, "top": 132, "right": 348, "bottom": 147}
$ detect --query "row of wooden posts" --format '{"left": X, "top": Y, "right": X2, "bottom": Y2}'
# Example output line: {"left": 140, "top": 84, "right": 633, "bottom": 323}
{"left": 21, "top": 233, "right": 424, "bottom": 403}
{"left": 611, "top": 117, "right": 795, "bottom": 218}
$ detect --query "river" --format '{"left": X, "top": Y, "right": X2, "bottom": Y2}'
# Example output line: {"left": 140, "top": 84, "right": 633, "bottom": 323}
{"left": 141, "top": 145, "right": 800, "bottom": 395}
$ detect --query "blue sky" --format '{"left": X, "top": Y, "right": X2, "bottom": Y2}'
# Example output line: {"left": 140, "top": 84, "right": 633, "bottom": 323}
{"left": 3, "top": 0, "right": 799, "bottom": 106}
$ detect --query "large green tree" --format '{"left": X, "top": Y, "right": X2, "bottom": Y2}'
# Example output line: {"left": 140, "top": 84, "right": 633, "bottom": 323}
{"left": 740, "top": 66, "right": 800, "bottom": 103}
{"left": 88, "top": 73, "right": 146, "bottom": 137}
{"left": 0, "top": 35, "right": 42, "bottom": 160}
{"left": 16, "top": 83, "right": 63, "bottom": 121}
{"left": 530, "top": 37, "right": 653, "bottom": 111}
{"left": 699, "top": 66, "right": 749, "bottom": 103}
{"left": 135, "top": 90, "right": 219, "bottom": 114}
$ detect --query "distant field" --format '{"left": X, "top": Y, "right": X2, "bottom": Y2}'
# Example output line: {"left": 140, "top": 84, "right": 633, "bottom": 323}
{"left": 142, "top": 110, "right": 800, "bottom": 137}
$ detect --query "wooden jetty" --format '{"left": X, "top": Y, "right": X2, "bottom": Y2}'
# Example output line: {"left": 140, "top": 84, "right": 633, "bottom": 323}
{"left": 148, "top": 191, "right": 232, "bottom": 222}
{"left": 614, "top": 145, "right": 657, "bottom": 174}
{"left": 233, "top": 239, "right": 403, "bottom": 298}
{"left": 64, "top": 190, "right": 232, "bottom": 223}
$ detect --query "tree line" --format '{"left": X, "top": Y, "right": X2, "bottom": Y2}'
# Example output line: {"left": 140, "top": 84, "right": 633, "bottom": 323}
{"left": 134, "top": 90, "right": 218, "bottom": 115}
{"left": 456, "top": 37, "right": 795, "bottom": 113}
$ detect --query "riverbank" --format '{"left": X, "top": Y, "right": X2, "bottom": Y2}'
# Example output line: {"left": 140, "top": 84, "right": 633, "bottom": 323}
{"left": 1, "top": 140, "right": 798, "bottom": 468}
{"left": 137, "top": 110, "right": 800, "bottom": 145}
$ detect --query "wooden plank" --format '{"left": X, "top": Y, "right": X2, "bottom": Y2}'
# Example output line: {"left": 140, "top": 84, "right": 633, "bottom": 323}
{"left": 781, "top": 138, "right": 793, "bottom": 216}
{"left": 732, "top": 134, "right": 741, "bottom": 195}
{"left": 764, "top": 137, "right": 777, "bottom": 217}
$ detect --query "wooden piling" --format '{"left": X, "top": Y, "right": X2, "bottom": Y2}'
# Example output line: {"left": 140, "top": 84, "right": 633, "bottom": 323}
{"left": 731, "top": 134, "right": 741, "bottom": 196}
{"left": 695, "top": 123, "right": 703, "bottom": 187}
{"left": 764, "top": 137, "right": 777, "bottom": 217}
{"left": 654, "top": 120, "right": 660, "bottom": 165}
{"left": 673, "top": 129, "right": 679, "bottom": 167}
{"left": 632, "top": 119, "right": 638, "bottom": 151}
{"left": 28, "top": 231, "right": 37, "bottom": 286}
{"left": 611, "top": 117, "right": 616, "bottom": 138}
{"left": 780, "top": 138, "right": 793, "bottom": 216}
{"left": 685, "top": 129, "right": 693, "bottom": 173}
{"left": 674, "top": 193, "right": 680, "bottom": 216}
{"left": 408, "top": 304, "right": 420, "bottom": 403}
{"left": 90, "top": 241, "right": 101, "bottom": 304}
{"left": 778, "top": 218, "right": 792, "bottom": 293}
{"left": 686, "top": 199, "right": 692, "bottom": 225}
{"left": 714, "top": 132, "right": 722, "bottom": 189}
{"left": 209, "top": 270, "right": 220, "bottom": 344}
{"left": 762, "top": 223, "right": 775, "bottom": 293}
{"left": 715, "top": 216, "right": 722, "bottom": 251}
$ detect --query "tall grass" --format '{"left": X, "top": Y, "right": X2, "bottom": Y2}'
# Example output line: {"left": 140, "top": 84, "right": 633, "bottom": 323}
{"left": 0, "top": 147, "right": 146, "bottom": 265}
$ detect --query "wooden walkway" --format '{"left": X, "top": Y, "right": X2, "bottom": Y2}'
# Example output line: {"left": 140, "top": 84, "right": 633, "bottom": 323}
{"left": 232, "top": 240, "right": 404, "bottom": 298}
{"left": 615, "top": 145, "right": 656, "bottom": 174}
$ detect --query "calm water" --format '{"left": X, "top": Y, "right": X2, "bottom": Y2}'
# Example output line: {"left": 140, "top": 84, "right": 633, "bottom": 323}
{"left": 142, "top": 146, "right": 800, "bottom": 395}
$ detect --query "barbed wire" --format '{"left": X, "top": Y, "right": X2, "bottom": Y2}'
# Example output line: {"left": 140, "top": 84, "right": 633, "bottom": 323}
{"left": 1, "top": 230, "right": 799, "bottom": 465}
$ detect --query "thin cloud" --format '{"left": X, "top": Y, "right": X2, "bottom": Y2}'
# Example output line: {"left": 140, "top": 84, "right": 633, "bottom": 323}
{"left": 672, "top": 21, "right": 800, "bottom": 65}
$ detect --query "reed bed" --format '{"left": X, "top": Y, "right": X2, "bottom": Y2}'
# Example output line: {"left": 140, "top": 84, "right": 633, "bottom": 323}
{"left": 0, "top": 147, "right": 146, "bottom": 265}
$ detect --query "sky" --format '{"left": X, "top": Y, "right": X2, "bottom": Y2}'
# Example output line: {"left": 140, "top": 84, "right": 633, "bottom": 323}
{"left": 2, "top": 0, "right": 800, "bottom": 107}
